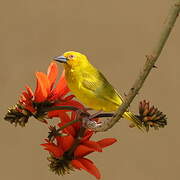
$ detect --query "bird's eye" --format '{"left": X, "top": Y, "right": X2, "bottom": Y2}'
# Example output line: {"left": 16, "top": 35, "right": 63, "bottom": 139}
{"left": 68, "top": 55, "right": 74, "bottom": 59}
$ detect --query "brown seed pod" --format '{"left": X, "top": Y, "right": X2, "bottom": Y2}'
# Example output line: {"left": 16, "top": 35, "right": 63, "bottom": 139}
{"left": 47, "top": 155, "right": 74, "bottom": 176}
{"left": 4, "top": 104, "right": 31, "bottom": 127}
{"left": 137, "top": 100, "right": 167, "bottom": 132}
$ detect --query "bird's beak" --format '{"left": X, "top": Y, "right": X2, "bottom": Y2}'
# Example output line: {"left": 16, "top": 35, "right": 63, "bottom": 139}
{"left": 53, "top": 55, "right": 67, "bottom": 63}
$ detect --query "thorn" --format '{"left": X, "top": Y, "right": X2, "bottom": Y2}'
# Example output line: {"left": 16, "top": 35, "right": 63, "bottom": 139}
{"left": 145, "top": 55, "right": 155, "bottom": 61}
{"left": 153, "top": 65, "right": 158, "bottom": 68}
{"left": 124, "top": 92, "right": 127, "bottom": 97}
{"left": 129, "top": 123, "right": 135, "bottom": 128}
{"left": 131, "top": 88, "right": 139, "bottom": 95}
{"left": 175, "top": 3, "right": 180, "bottom": 7}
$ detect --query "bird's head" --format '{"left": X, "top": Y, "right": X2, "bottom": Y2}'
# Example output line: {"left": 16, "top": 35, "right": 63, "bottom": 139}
{"left": 54, "top": 51, "right": 89, "bottom": 68}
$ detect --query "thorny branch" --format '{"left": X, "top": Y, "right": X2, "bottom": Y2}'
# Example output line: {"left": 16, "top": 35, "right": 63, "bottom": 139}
{"left": 83, "top": 0, "right": 180, "bottom": 132}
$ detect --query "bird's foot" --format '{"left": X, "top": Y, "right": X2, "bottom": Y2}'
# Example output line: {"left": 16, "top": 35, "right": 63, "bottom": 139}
{"left": 81, "top": 110, "right": 102, "bottom": 129}
{"left": 82, "top": 116, "right": 101, "bottom": 130}
{"left": 75, "top": 109, "right": 90, "bottom": 121}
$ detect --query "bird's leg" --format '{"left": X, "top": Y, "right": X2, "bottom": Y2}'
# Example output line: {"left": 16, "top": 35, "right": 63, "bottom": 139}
{"left": 81, "top": 111, "right": 115, "bottom": 130}
{"left": 82, "top": 116, "right": 101, "bottom": 130}
{"left": 75, "top": 108, "right": 90, "bottom": 121}
{"left": 82, "top": 110, "right": 102, "bottom": 128}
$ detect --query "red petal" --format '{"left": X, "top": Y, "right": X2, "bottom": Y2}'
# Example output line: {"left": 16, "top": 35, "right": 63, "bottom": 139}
{"left": 24, "top": 105, "right": 36, "bottom": 113}
{"left": 34, "top": 72, "right": 50, "bottom": 102}
{"left": 71, "top": 111, "right": 76, "bottom": 120}
{"left": 58, "top": 121, "right": 76, "bottom": 137}
{"left": 52, "top": 70, "right": 70, "bottom": 99}
{"left": 22, "top": 91, "right": 31, "bottom": 100}
{"left": 64, "top": 100, "right": 85, "bottom": 110}
{"left": 47, "top": 100, "right": 84, "bottom": 118}
{"left": 47, "top": 102, "right": 75, "bottom": 118}
{"left": 25, "top": 85, "right": 34, "bottom": 98}
{"left": 70, "top": 111, "right": 81, "bottom": 130}
{"left": 48, "top": 111, "right": 58, "bottom": 118}
{"left": 78, "top": 158, "right": 101, "bottom": 179}
{"left": 56, "top": 134, "right": 74, "bottom": 152}
{"left": 72, "top": 121, "right": 82, "bottom": 131}
{"left": 63, "top": 95, "right": 75, "bottom": 101}
{"left": 81, "top": 131, "right": 94, "bottom": 142}
{"left": 41, "top": 143, "right": 64, "bottom": 158}
{"left": 97, "top": 138, "right": 117, "bottom": 148}
{"left": 82, "top": 140, "right": 102, "bottom": 152}
{"left": 65, "top": 100, "right": 85, "bottom": 129}
{"left": 47, "top": 62, "right": 58, "bottom": 90}
{"left": 82, "top": 157, "right": 93, "bottom": 164}
{"left": 59, "top": 111, "right": 81, "bottom": 134}
{"left": 71, "top": 159, "right": 87, "bottom": 170}
{"left": 74, "top": 145, "right": 95, "bottom": 158}
{"left": 48, "top": 109, "right": 65, "bottom": 118}
{"left": 58, "top": 111, "right": 71, "bottom": 123}
{"left": 63, "top": 127, "right": 76, "bottom": 137}
{"left": 19, "top": 95, "right": 27, "bottom": 103}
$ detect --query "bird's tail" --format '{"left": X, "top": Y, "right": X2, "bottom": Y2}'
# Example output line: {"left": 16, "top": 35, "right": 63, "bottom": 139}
{"left": 123, "top": 111, "right": 143, "bottom": 130}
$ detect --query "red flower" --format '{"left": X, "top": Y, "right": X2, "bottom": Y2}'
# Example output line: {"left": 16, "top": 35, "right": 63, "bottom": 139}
{"left": 18, "top": 62, "right": 84, "bottom": 118}
{"left": 41, "top": 111, "right": 117, "bottom": 179}
{"left": 5, "top": 61, "right": 85, "bottom": 127}
{"left": 34, "top": 62, "right": 69, "bottom": 103}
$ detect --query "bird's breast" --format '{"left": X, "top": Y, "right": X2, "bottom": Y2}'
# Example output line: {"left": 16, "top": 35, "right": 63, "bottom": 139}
{"left": 65, "top": 68, "right": 81, "bottom": 91}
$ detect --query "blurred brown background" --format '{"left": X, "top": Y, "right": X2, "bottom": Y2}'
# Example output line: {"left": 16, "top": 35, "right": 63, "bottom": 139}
{"left": 0, "top": 0, "right": 180, "bottom": 180}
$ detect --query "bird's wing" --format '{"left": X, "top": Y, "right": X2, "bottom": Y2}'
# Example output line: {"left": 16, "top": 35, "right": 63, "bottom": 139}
{"left": 81, "top": 71, "right": 124, "bottom": 106}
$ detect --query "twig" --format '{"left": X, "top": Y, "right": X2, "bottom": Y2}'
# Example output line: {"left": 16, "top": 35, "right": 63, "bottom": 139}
{"left": 43, "top": 105, "right": 114, "bottom": 118}
{"left": 43, "top": 106, "right": 79, "bottom": 112}
{"left": 85, "top": 0, "right": 180, "bottom": 132}
{"left": 45, "top": 105, "right": 114, "bottom": 133}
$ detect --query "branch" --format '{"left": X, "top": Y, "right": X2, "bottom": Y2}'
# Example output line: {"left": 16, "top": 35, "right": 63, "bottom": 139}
{"left": 43, "top": 106, "right": 114, "bottom": 118}
{"left": 85, "top": 0, "right": 180, "bottom": 132}
{"left": 43, "top": 106, "right": 79, "bottom": 112}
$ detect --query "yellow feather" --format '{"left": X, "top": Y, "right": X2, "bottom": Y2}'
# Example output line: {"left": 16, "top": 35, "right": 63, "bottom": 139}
{"left": 57, "top": 51, "right": 142, "bottom": 129}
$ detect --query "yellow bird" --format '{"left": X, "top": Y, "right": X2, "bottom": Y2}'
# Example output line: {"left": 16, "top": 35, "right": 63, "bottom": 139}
{"left": 54, "top": 51, "right": 142, "bottom": 128}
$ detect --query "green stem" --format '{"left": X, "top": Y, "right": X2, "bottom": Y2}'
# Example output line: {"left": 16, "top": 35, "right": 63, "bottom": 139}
{"left": 43, "top": 106, "right": 79, "bottom": 112}
{"left": 44, "top": 106, "right": 114, "bottom": 118}
{"left": 56, "top": 113, "right": 114, "bottom": 132}
{"left": 57, "top": 118, "right": 81, "bottom": 131}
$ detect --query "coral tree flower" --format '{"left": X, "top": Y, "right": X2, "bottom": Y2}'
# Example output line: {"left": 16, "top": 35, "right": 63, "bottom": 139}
{"left": 19, "top": 62, "right": 83, "bottom": 114}
{"left": 41, "top": 111, "right": 117, "bottom": 179}
{"left": 5, "top": 62, "right": 84, "bottom": 126}
{"left": 19, "top": 62, "right": 69, "bottom": 114}
{"left": 19, "top": 61, "right": 83, "bottom": 115}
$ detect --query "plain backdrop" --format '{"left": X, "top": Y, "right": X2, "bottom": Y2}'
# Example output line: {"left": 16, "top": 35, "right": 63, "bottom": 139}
{"left": 0, "top": 0, "right": 180, "bottom": 180}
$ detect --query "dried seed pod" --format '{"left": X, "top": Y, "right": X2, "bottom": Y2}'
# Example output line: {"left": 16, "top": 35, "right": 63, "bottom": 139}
{"left": 4, "top": 104, "right": 31, "bottom": 127}
{"left": 47, "top": 155, "right": 74, "bottom": 176}
{"left": 137, "top": 100, "right": 167, "bottom": 132}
